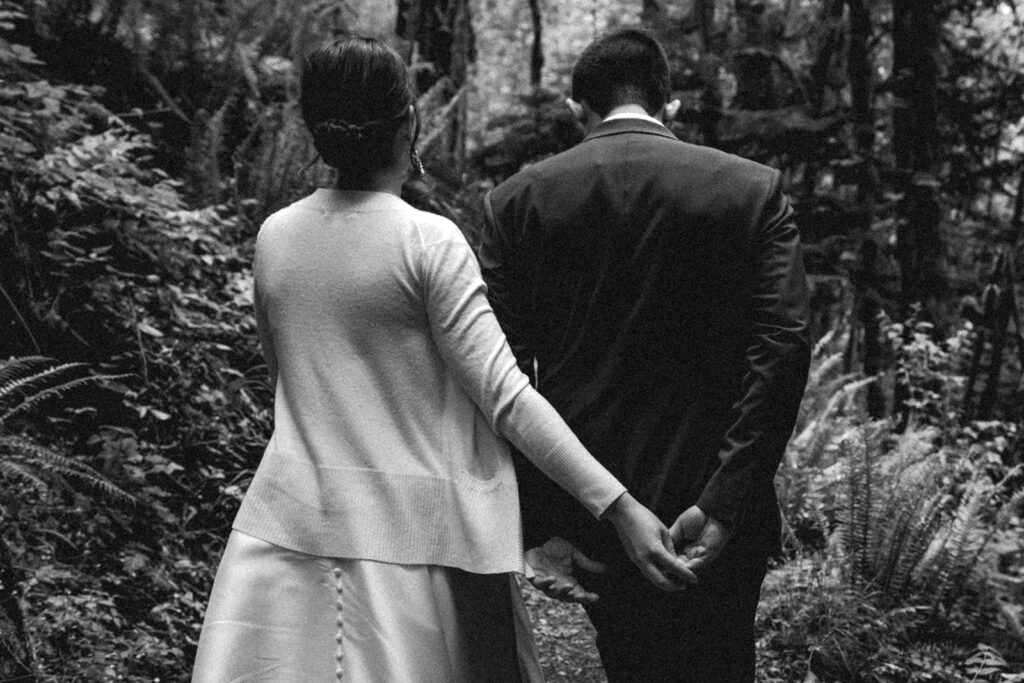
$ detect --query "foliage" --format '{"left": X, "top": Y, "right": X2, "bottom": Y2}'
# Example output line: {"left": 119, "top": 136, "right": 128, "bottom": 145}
{"left": 757, "top": 555, "right": 1023, "bottom": 682}
{"left": 0, "top": 357, "right": 132, "bottom": 501}
{"left": 776, "top": 313, "right": 874, "bottom": 549}
{"left": 766, "top": 303, "right": 1024, "bottom": 679}
{"left": 1, "top": 18, "right": 270, "bottom": 680}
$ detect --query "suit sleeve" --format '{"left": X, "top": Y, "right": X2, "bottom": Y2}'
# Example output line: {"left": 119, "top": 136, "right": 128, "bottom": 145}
{"left": 477, "top": 190, "right": 536, "bottom": 383}
{"left": 696, "top": 171, "right": 811, "bottom": 527}
{"left": 477, "top": 190, "right": 567, "bottom": 549}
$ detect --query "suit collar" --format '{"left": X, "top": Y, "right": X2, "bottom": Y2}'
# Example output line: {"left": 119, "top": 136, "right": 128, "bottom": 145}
{"left": 581, "top": 117, "right": 679, "bottom": 144}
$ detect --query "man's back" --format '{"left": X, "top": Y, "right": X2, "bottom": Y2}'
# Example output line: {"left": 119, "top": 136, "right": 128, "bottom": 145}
{"left": 481, "top": 117, "right": 809, "bottom": 563}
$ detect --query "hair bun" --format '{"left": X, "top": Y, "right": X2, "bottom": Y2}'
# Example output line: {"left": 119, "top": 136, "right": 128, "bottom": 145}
{"left": 300, "top": 36, "right": 415, "bottom": 179}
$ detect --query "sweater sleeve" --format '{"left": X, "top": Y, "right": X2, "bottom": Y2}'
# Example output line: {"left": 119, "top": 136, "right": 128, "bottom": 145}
{"left": 421, "top": 229, "right": 626, "bottom": 519}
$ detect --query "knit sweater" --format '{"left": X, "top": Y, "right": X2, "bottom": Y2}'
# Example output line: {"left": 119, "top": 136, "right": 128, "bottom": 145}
{"left": 232, "top": 189, "right": 626, "bottom": 574}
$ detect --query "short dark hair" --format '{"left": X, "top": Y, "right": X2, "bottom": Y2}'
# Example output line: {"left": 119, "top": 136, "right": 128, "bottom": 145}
{"left": 571, "top": 28, "right": 671, "bottom": 117}
{"left": 300, "top": 36, "right": 415, "bottom": 184}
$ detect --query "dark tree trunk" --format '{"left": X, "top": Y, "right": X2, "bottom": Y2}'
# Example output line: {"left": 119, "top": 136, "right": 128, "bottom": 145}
{"left": 809, "top": 0, "right": 846, "bottom": 112}
{"left": 697, "top": 0, "right": 724, "bottom": 145}
{"left": 528, "top": 0, "right": 543, "bottom": 88}
{"left": 397, "top": 0, "right": 475, "bottom": 174}
{"left": 892, "top": 0, "right": 944, "bottom": 315}
{"left": 977, "top": 284, "right": 1013, "bottom": 419}
{"left": 397, "top": 0, "right": 475, "bottom": 89}
{"left": 843, "top": 0, "right": 885, "bottom": 416}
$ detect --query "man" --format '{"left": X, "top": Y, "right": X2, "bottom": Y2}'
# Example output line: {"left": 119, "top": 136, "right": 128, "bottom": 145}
{"left": 478, "top": 28, "right": 811, "bottom": 682}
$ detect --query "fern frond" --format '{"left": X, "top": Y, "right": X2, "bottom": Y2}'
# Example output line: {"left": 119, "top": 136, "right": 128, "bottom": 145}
{"left": 0, "top": 356, "right": 53, "bottom": 388}
{"left": 996, "top": 484, "right": 1024, "bottom": 526}
{"left": 930, "top": 481, "right": 990, "bottom": 605}
{"left": 0, "top": 457, "right": 50, "bottom": 492}
{"left": 1, "top": 372, "right": 128, "bottom": 426}
{"left": 0, "top": 362, "right": 89, "bottom": 408}
{"left": 0, "top": 435, "right": 135, "bottom": 504}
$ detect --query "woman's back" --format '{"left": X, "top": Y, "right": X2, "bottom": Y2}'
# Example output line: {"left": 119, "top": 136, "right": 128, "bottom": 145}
{"left": 257, "top": 189, "right": 447, "bottom": 477}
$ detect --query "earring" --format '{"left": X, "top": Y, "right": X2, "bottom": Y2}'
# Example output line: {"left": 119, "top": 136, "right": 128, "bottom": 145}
{"left": 410, "top": 147, "right": 425, "bottom": 177}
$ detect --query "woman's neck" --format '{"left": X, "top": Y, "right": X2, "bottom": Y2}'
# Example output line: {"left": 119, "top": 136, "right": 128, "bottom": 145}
{"left": 335, "top": 167, "right": 405, "bottom": 196}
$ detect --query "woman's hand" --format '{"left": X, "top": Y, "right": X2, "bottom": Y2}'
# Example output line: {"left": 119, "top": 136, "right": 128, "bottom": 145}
{"left": 601, "top": 493, "right": 698, "bottom": 591}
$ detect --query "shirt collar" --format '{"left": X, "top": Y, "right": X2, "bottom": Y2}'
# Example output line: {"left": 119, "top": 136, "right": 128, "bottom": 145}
{"left": 602, "top": 111, "right": 667, "bottom": 128}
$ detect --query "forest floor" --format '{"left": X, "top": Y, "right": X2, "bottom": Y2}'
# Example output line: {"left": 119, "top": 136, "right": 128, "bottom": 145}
{"left": 521, "top": 577, "right": 608, "bottom": 682}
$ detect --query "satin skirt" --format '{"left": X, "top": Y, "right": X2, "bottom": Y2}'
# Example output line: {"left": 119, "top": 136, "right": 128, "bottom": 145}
{"left": 192, "top": 530, "right": 542, "bottom": 682}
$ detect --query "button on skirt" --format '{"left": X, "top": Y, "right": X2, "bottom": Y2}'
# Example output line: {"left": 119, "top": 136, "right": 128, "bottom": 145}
{"left": 192, "top": 530, "right": 543, "bottom": 682}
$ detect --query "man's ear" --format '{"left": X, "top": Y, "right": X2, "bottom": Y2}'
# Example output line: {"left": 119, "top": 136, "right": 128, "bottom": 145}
{"left": 566, "top": 98, "right": 586, "bottom": 122}
{"left": 662, "top": 99, "right": 682, "bottom": 123}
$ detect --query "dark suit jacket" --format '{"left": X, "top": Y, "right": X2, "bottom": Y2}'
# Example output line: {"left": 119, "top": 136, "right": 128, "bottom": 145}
{"left": 479, "top": 117, "right": 811, "bottom": 567}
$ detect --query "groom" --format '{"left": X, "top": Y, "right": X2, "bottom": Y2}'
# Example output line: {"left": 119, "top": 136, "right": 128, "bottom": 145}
{"left": 479, "top": 28, "right": 811, "bottom": 682}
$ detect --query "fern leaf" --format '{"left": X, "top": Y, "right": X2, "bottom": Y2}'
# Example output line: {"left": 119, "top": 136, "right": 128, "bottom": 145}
{"left": 1, "top": 435, "right": 135, "bottom": 504}
{"left": 0, "top": 362, "right": 89, "bottom": 411}
{"left": 0, "top": 456, "right": 50, "bottom": 492}
{"left": 932, "top": 481, "right": 989, "bottom": 606}
{"left": 0, "top": 356, "right": 53, "bottom": 388}
{"left": 1, "top": 372, "right": 128, "bottom": 425}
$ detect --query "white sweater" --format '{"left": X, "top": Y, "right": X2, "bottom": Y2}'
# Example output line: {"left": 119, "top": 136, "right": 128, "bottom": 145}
{"left": 233, "top": 189, "right": 626, "bottom": 574}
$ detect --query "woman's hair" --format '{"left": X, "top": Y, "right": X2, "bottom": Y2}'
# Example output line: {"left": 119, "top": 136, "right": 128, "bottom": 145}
{"left": 300, "top": 36, "right": 417, "bottom": 186}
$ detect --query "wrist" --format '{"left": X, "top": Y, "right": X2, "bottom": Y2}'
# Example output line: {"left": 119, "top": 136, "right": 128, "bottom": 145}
{"left": 601, "top": 491, "right": 637, "bottom": 526}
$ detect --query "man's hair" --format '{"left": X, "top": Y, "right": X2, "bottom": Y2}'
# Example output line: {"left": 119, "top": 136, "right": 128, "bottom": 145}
{"left": 571, "top": 28, "right": 671, "bottom": 116}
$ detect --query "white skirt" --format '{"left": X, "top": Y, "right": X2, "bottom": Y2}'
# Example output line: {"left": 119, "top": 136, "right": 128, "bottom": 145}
{"left": 192, "top": 530, "right": 543, "bottom": 682}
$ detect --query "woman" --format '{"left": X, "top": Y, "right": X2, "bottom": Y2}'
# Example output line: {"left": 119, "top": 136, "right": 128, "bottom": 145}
{"left": 192, "top": 36, "right": 688, "bottom": 682}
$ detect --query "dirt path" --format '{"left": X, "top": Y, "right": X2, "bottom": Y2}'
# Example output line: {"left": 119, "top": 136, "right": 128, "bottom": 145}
{"left": 520, "top": 578, "right": 608, "bottom": 682}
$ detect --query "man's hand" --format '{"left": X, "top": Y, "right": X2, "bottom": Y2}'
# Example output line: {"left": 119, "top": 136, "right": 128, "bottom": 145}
{"left": 525, "top": 537, "right": 606, "bottom": 604}
{"left": 602, "top": 493, "right": 698, "bottom": 591}
{"left": 669, "top": 505, "right": 732, "bottom": 575}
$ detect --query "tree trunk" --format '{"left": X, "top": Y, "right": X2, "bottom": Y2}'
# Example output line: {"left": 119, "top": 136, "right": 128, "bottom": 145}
{"left": 977, "top": 284, "right": 1013, "bottom": 419}
{"left": 397, "top": 0, "right": 475, "bottom": 87}
{"left": 841, "top": 0, "right": 885, "bottom": 416}
{"left": 809, "top": 0, "right": 847, "bottom": 112}
{"left": 528, "top": 0, "right": 543, "bottom": 88}
{"left": 642, "top": 0, "right": 726, "bottom": 144}
{"left": 892, "top": 0, "right": 944, "bottom": 315}
{"left": 397, "top": 0, "right": 475, "bottom": 174}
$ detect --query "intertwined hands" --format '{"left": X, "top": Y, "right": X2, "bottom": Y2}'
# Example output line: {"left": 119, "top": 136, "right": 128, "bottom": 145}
{"left": 669, "top": 505, "right": 732, "bottom": 576}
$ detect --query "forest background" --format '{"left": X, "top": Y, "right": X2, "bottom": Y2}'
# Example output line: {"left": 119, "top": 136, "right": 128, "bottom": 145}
{"left": 1, "top": 0, "right": 1024, "bottom": 680}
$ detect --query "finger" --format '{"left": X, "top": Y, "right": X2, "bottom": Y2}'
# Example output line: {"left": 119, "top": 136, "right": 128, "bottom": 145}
{"left": 530, "top": 575, "right": 556, "bottom": 589}
{"left": 682, "top": 555, "right": 711, "bottom": 577}
{"left": 635, "top": 555, "right": 689, "bottom": 592}
{"left": 536, "top": 582, "right": 571, "bottom": 600}
{"left": 660, "top": 524, "right": 677, "bottom": 556}
{"left": 566, "top": 585, "right": 601, "bottom": 604}
{"left": 659, "top": 559, "right": 698, "bottom": 586}
{"left": 572, "top": 549, "right": 609, "bottom": 575}
{"left": 680, "top": 542, "right": 707, "bottom": 561}
{"left": 649, "top": 544, "right": 698, "bottom": 585}
{"left": 668, "top": 517, "right": 686, "bottom": 548}
{"left": 641, "top": 564, "right": 687, "bottom": 592}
